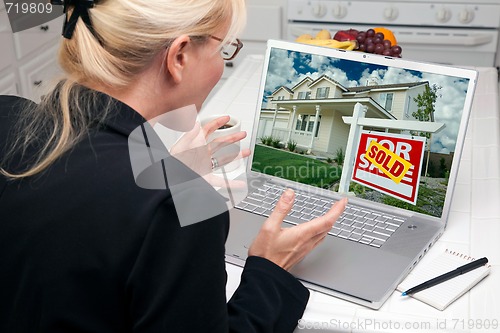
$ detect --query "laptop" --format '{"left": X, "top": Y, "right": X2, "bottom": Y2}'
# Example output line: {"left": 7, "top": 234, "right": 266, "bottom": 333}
{"left": 224, "top": 39, "right": 478, "bottom": 309}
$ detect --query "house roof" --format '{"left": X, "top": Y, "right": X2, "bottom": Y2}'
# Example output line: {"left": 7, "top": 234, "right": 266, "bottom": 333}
{"left": 290, "top": 77, "right": 314, "bottom": 91}
{"left": 308, "top": 74, "right": 348, "bottom": 91}
{"left": 346, "top": 81, "right": 429, "bottom": 93}
{"left": 270, "top": 85, "right": 294, "bottom": 96}
{"left": 270, "top": 77, "right": 429, "bottom": 98}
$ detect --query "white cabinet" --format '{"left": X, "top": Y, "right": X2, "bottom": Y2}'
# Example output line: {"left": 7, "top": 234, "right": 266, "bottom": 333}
{"left": 0, "top": 72, "right": 17, "bottom": 95}
{"left": 13, "top": 16, "right": 63, "bottom": 59}
{"left": 0, "top": 9, "right": 14, "bottom": 72}
{"left": 19, "top": 45, "right": 61, "bottom": 102}
{"left": 0, "top": 31, "right": 14, "bottom": 73}
{"left": 1, "top": 15, "right": 63, "bottom": 101}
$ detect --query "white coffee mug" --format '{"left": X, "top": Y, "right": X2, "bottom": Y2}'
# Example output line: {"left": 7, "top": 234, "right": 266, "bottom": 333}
{"left": 200, "top": 114, "right": 241, "bottom": 173}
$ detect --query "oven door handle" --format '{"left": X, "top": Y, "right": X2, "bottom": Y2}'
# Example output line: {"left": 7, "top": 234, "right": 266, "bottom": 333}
{"left": 392, "top": 33, "right": 493, "bottom": 47}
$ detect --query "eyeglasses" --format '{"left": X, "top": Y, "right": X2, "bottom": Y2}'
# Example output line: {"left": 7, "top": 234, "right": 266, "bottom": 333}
{"left": 210, "top": 36, "right": 243, "bottom": 61}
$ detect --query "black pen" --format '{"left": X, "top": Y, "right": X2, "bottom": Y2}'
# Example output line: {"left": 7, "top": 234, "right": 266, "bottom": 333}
{"left": 401, "top": 257, "right": 488, "bottom": 296}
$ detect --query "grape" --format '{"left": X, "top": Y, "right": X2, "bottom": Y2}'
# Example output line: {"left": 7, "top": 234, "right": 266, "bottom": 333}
{"left": 351, "top": 28, "right": 403, "bottom": 57}
{"left": 374, "top": 43, "right": 384, "bottom": 54}
{"left": 391, "top": 45, "right": 402, "bottom": 55}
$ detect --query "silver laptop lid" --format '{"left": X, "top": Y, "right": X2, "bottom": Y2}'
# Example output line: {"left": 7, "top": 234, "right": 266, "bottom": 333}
{"left": 247, "top": 39, "right": 478, "bottom": 225}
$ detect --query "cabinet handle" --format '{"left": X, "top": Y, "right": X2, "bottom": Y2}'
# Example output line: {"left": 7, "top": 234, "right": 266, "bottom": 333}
{"left": 40, "top": 25, "right": 49, "bottom": 32}
{"left": 34, "top": 80, "right": 43, "bottom": 86}
{"left": 225, "top": 62, "right": 234, "bottom": 68}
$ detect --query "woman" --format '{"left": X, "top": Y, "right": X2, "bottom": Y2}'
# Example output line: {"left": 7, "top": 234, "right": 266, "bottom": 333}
{"left": 0, "top": 0, "right": 347, "bottom": 332}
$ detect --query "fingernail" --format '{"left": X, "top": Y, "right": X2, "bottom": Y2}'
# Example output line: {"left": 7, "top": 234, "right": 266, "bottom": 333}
{"left": 282, "top": 189, "right": 294, "bottom": 203}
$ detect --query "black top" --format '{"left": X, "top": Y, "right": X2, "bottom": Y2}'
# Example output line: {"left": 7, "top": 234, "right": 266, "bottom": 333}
{"left": 0, "top": 92, "right": 309, "bottom": 333}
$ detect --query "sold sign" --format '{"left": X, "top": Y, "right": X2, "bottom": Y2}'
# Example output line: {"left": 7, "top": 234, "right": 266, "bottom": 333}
{"left": 365, "top": 140, "right": 412, "bottom": 184}
{"left": 352, "top": 131, "right": 426, "bottom": 205}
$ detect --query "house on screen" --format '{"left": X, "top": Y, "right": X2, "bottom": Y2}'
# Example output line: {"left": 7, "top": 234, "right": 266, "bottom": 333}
{"left": 257, "top": 74, "right": 429, "bottom": 157}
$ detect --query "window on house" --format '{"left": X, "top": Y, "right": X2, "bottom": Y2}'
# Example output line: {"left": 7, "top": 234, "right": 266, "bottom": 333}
{"left": 300, "top": 115, "right": 309, "bottom": 131}
{"left": 379, "top": 92, "right": 394, "bottom": 112}
{"left": 307, "top": 117, "right": 315, "bottom": 132}
{"left": 316, "top": 87, "right": 330, "bottom": 99}
{"left": 297, "top": 91, "right": 311, "bottom": 100}
{"left": 405, "top": 96, "right": 411, "bottom": 118}
{"left": 295, "top": 114, "right": 321, "bottom": 137}
{"left": 296, "top": 114, "right": 308, "bottom": 130}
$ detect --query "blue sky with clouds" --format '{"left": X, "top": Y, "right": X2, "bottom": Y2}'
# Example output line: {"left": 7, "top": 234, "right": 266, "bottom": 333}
{"left": 263, "top": 48, "right": 471, "bottom": 154}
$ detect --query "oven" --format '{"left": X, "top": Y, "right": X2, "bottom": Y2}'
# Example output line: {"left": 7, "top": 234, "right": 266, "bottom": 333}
{"left": 286, "top": 0, "right": 500, "bottom": 67}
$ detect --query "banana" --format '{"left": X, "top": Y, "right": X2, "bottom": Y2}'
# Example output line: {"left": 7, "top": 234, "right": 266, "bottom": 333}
{"left": 296, "top": 38, "right": 357, "bottom": 51}
{"left": 295, "top": 33, "right": 314, "bottom": 43}
{"left": 345, "top": 41, "right": 357, "bottom": 51}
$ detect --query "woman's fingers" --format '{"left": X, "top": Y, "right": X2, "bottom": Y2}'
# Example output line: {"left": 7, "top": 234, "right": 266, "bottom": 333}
{"left": 209, "top": 130, "right": 247, "bottom": 151}
{"left": 202, "top": 115, "right": 230, "bottom": 137}
{"left": 264, "top": 189, "right": 295, "bottom": 231}
{"left": 295, "top": 197, "right": 348, "bottom": 239}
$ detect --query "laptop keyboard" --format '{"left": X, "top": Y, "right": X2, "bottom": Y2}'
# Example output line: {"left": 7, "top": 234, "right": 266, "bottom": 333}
{"left": 235, "top": 182, "right": 406, "bottom": 248}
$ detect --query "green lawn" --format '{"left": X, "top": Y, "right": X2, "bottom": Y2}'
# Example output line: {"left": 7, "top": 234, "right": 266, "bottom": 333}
{"left": 353, "top": 179, "right": 446, "bottom": 218}
{"left": 251, "top": 144, "right": 341, "bottom": 189}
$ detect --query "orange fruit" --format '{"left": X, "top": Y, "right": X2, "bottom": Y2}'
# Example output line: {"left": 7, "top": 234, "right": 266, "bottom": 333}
{"left": 315, "top": 29, "right": 332, "bottom": 40}
{"left": 374, "top": 27, "right": 397, "bottom": 46}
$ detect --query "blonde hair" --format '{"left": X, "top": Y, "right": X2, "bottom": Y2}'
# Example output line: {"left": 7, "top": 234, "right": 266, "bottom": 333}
{"left": 1, "top": 0, "right": 246, "bottom": 179}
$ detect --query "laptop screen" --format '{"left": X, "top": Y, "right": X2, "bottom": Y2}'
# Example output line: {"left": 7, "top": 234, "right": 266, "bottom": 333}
{"left": 250, "top": 41, "right": 477, "bottom": 220}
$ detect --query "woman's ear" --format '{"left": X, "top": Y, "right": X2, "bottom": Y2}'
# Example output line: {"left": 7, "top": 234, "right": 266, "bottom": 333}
{"left": 165, "top": 35, "right": 191, "bottom": 84}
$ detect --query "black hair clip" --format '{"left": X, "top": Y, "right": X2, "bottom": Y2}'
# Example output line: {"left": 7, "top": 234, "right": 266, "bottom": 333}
{"left": 50, "top": 0, "right": 101, "bottom": 43}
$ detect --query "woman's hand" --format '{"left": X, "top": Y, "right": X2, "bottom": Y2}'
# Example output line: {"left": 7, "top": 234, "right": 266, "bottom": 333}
{"left": 202, "top": 115, "right": 251, "bottom": 170}
{"left": 248, "top": 189, "right": 348, "bottom": 271}
{"left": 169, "top": 115, "right": 250, "bottom": 187}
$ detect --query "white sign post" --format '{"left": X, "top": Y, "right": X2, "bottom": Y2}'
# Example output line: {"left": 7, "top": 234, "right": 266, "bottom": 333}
{"left": 338, "top": 103, "right": 367, "bottom": 195}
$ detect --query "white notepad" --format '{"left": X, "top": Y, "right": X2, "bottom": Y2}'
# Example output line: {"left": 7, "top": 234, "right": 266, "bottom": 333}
{"left": 397, "top": 249, "right": 490, "bottom": 310}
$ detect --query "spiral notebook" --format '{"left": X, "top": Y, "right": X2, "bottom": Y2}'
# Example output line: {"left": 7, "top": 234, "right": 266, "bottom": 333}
{"left": 397, "top": 249, "right": 490, "bottom": 310}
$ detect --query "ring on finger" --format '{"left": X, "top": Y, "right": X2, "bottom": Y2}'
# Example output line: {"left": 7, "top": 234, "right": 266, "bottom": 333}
{"left": 211, "top": 157, "right": 219, "bottom": 169}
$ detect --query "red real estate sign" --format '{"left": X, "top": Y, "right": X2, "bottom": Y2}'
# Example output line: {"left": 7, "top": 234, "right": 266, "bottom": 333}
{"left": 351, "top": 131, "right": 426, "bottom": 205}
